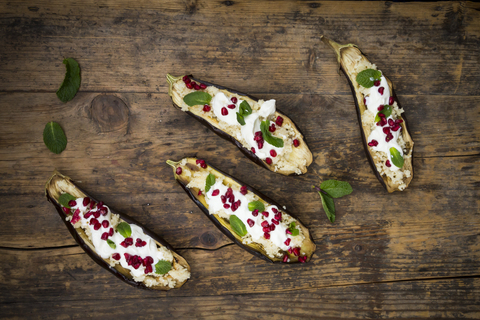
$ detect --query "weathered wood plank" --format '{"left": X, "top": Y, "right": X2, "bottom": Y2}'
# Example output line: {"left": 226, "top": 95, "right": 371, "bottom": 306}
{"left": 0, "top": 1, "right": 478, "bottom": 96}
{"left": 1, "top": 278, "right": 480, "bottom": 319}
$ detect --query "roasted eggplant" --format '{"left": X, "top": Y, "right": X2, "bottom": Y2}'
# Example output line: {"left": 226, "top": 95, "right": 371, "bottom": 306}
{"left": 45, "top": 171, "right": 190, "bottom": 290}
{"left": 166, "top": 74, "right": 313, "bottom": 176}
{"left": 321, "top": 36, "right": 414, "bottom": 192}
{"left": 167, "top": 157, "right": 316, "bottom": 263}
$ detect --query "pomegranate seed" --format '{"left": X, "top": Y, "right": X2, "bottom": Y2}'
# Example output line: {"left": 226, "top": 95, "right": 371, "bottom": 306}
{"left": 144, "top": 264, "right": 153, "bottom": 274}
{"left": 378, "top": 118, "right": 387, "bottom": 127}
{"left": 385, "top": 160, "right": 392, "bottom": 167}
{"left": 265, "top": 157, "right": 272, "bottom": 165}
{"left": 363, "top": 98, "right": 367, "bottom": 105}
{"left": 391, "top": 125, "right": 401, "bottom": 132}
{"left": 261, "top": 221, "right": 269, "bottom": 227}
{"left": 62, "top": 207, "right": 70, "bottom": 215}
{"left": 68, "top": 200, "right": 77, "bottom": 207}
{"left": 228, "top": 194, "right": 235, "bottom": 203}
{"left": 212, "top": 189, "right": 220, "bottom": 196}
{"left": 385, "top": 133, "right": 393, "bottom": 142}
{"left": 102, "top": 220, "right": 109, "bottom": 228}
{"left": 272, "top": 208, "right": 278, "bottom": 214}
{"left": 389, "top": 96, "right": 395, "bottom": 105}
{"left": 90, "top": 218, "right": 98, "bottom": 226}
{"left": 176, "top": 167, "right": 182, "bottom": 175}
{"left": 396, "top": 119, "right": 404, "bottom": 124}
{"left": 379, "top": 113, "right": 385, "bottom": 118}
{"left": 378, "top": 87, "right": 385, "bottom": 95}
{"left": 374, "top": 80, "right": 381, "bottom": 87}
{"left": 100, "top": 207, "right": 108, "bottom": 216}
{"left": 252, "top": 209, "right": 259, "bottom": 217}
{"left": 145, "top": 256, "right": 154, "bottom": 265}
{"left": 231, "top": 97, "right": 238, "bottom": 104}
{"left": 264, "top": 233, "right": 270, "bottom": 239}
{"left": 255, "top": 131, "right": 262, "bottom": 136}
{"left": 133, "top": 262, "right": 141, "bottom": 269}
{"left": 377, "top": 105, "right": 384, "bottom": 111}
{"left": 198, "top": 190, "right": 202, "bottom": 196}
{"left": 223, "top": 204, "right": 230, "bottom": 209}
{"left": 269, "top": 224, "right": 276, "bottom": 231}
{"left": 226, "top": 188, "right": 232, "bottom": 196}
{"left": 83, "top": 197, "right": 90, "bottom": 206}
{"left": 221, "top": 195, "right": 226, "bottom": 204}
{"left": 101, "top": 232, "right": 109, "bottom": 240}
{"left": 112, "top": 253, "right": 121, "bottom": 260}
{"left": 194, "top": 84, "right": 201, "bottom": 90}
{"left": 262, "top": 211, "right": 269, "bottom": 217}
{"left": 84, "top": 211, "right": 92, "bottom": 219}
{"left": 251, "top": 147, "right": 256, "bottom": 154}
{"left": 383, "top": 127, "right": 391, "bottom": 134}
{"left": 90, "top": 201, "right": 96, "bottom": 210}
{"left": 203, "top": 104, "right": 211, "bottom": 112}
{"left": 231, "top": 203, "right": 238, "bottom": 212}
{"left": 293, "top": 139, "right": 300, "bottom": 147}
{"left": 240, "top": 185, "right": 248, "bottom": 195}
{"left": 257, "top": 141, "right": 264, "bottom": 149}
{"left": 221, "top": 107, "right": 228, "bottom": 116}
{"left": 275, "top": 116, "right": 284, "bottom": 126}
{"left": 388, "top": 119, "right": 395, "bottom": 126}
{"left": 288, "top": 247, "right": 294, "bottom": 254}
{"left": 126, "top": 238, "right": 133, "bottom": 246}
{"left": 284, "top": 238, "right": 291, "bottom": 246}
{"left": 98, "top": 201, "right": 104, "bottom": 207}
{"left": 274, "top": 213, "right": 282, "bottom": 221}
{"left": 227, "top": 104, "right": 236, "bottom": 109}
{"left": 135, "top": 238, "right": 146, "bottom": 247}
{"left": 93, "top": 211, "right": 100, "bottom": 218}
{"left": 201, "top": 162, "right": 207, "bottom": 169}
{"left": 186, "top": 82, "right": 193, "bottom": 89}
{"left": 269, "top": 124, "right": 276, "bottom": 132}
{"left": 254, "top": 135, "right": 262, "bottom": 142}
{"left": 293, "top": 247, "right": 300, "bottom": 257}
{"left": 272, "top": 219, "right": 279, "bottom": 225}
{"left": 182, "top": 75, "right": 189, "bottom": 82}
{"left": 283, "top": 255, "right": 289, "bottom": 263}
{"left": 94, "top": 222, "right": 101, "bottom": 230}
{"left": 109, "top": 228, "right": 114, "bottom": 236}
{"left": 71, "top": 209, "right": 81, "bottom": 224}
{"left": 270, "top": 150, "right": 277, "bottom": 157}
{"left": 200, "top": 83, "right": 207, "bottom": 89}
{"left": 124, "top": 253, "right": 131, "bottom": 261}
{"left": 263, "top": 226, "right": 270, "bottom": 233}
{"left": 299, "top": 256, "right": 307, "bottom": 263}
{"left": 368, "top": 140, "right": 379, "bottom": 147}
{"left": 286, "top": 229, "right": 293, "bottom": 235}
{"left": 247, "top": 219, "right": 255, "bottom": 227}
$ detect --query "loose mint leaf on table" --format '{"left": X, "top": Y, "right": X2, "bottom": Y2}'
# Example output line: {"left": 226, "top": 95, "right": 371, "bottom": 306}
{"left": 356, "top": 69, "right": 382, "bottom": 88}
{"left": 58, "top": 193, "right": 76, "bottom": 208}
{"left": 260, "top": 120, "right": 284, "bottom": 148}
{"left": 230, "top": 215, "right": 247, "bottom": 237}
{"left": 248, "top": 201, "right": 265, "bottom": 212}
{"left": 390, "top": 147, "right": 404, "bottom": 168}
{"left": 117, "top": 222, "right": 132, "bottom": 238}
{"left": 155, "top": 260, "right": 172, "bottom": 275}
{"left": 205, "top": 173, "right": 216, "bottom": 192}
{"left": 56, "top": 58, "right": 81, "bottom": 103}
{"left": 43, "top": 121, "right": 67, "bottom": 154}
{"left": 183, "top": 91, "right": 212, "bottom": 106}
{"left": 320, "top": 180, "right": 353, "bottom": 198}
{"left": 107, "top": 239, "right": 116, "bottom": 249}
{"left": 320, "top": 193, "right": 336, "bottom": 223}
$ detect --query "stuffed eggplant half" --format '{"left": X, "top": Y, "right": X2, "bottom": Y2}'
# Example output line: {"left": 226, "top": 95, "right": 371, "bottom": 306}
{"left": 166, "top": 74, "right": 313, "bottom": 176}
{"left": 167, "top": 157, "right": 316, "bottom": 263}
{"left": 322, "top": 36, "right": 414, "bottom": 192}
{"left": 45, "top": 171, "right": 190, "bottom": 290}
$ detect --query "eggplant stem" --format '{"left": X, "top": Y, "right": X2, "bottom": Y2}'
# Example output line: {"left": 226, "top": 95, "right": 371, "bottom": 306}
{"left": 320, "top": 36, "right": 359, "bottom": 72}
{"left": 166, "top": 160, "right": 179, "bottom": 168}
{"left": 166, "top": 74, "right": 183, "bottom": 97}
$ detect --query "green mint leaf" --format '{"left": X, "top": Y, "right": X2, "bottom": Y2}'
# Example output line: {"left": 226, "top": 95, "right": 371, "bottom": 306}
{"left": 107, "top": 239, "right": 116, "bottom": 249}
{"left": 205, "top": 173, "right": 216, "bottom": 192}
{"left": 183, "top": 91, "right": 212, "bottom": 107}
{"left": 236, "top": 112, "right": 246, "bottom": 126}
{"left": 248, "top": 201, "right": 265, "bottom": 212}
{"left": 230, "top": 215, "right": 248, "bottom": 237}
{"left": 288, "top": 222, "right": 299, "bottom": 236}
{"left": 356, "top": 69, "right": 382, "bottom": 88}
{"left": 320, "top": 193, "right": 336, "bottom": 223}
{"left": 260, "top": 120, "right": 284, "bottom": 148}
{"left": 56, "top": 58, "right": 81, "bottom": 103}
{"left": 155, "top": 260, "right": 172, "bottom": 275}
{"left": 117, "top": 222, "right": 132, "bottom": 238}
{"left": 43, "top": 121, "right": 67, "bottom": 154}
{"left": 239, "top": 100, "right": 252, "bottom": 116}
{"left": 320, "top": 180, "right": 353, "bottom": 199}
{"left": 390, "top": 147, "right": 404, "bottom": 168}
{"left": 375, "top": 105, "right": 393, "bottom": 122}
{"left": 58, "top": 193, "right": 76, "bottom": 208}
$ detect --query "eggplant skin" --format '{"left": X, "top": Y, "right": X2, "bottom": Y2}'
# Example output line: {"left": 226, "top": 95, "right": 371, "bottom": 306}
{"left": 168, "top": 158, "right": 317, "bottom": 264}
{"left": 321, "top": 36, "right": 414, "bottom": 193}
{"left": 45, "top": 171, "right": 190, "bottom": 290}
{"left": 166, "top": 74, "right": 313, "bottom": 176}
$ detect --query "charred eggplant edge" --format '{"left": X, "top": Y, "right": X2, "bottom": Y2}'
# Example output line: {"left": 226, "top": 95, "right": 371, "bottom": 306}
{"left": 45, "top": 170, "right": 190, "bottom": 290}
{"left": 321, "top": 36, "right": 414, "bottom": 192}
{"left": 166, "top": 74, "right": 313, "bottom": 175}
{"left": 167, "top": 158, "right": 316, "bottom": 263}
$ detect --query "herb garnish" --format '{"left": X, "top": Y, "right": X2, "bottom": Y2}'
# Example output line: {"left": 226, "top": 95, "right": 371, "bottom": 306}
{"left": 183, "top": 91, "right": 212, "bottom": 107}
{"left": 236, "top": 100, "right": 252, "bottom": 126}
{"left": 313, "top": 180, "right": 353, "bottom": 223}
{"left": 107, "top": 239, "right": 116, "bottom": 249}
{"left": 248, "top": 201, "right": 265, "bottom": 212}
{"left": 58, "top": 193, "right": 76, "bottom": 208}
{"left": 43, "top": 121, "right": 67, "bottom": 154}
{"left": 389, "top": 147, "right": 404, "bottom": 168}
{"left": 375, "top": 105, "right": 392, "bottom": 123}
{"left": 155, "top": 260, "right": 172, "bottom": 275}
{"left": 117, "top": 222, "right": 132, "bottom": 238}
{"left": 230, "top": 215, "right": 247, "bottom": 237}
{"left": 356, "top": 69, "right": 382, "bottom": 88}
{"left": 205, "top": 173, "right": 216, "bottom": 192}
{"left": 287, "top": 222, "right": 300, "bottom": 236}
{"left": 260, "top": 120, "right": 284, "bottom": 148}
{"left": 57, "top": 58, "right": 81, "bottom": 103}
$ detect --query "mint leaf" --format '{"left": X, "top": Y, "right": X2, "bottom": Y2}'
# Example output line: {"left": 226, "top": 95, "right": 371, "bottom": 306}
{"left": 236, "top": 112, "right": 246, "bottom": 126}
{"left": 248, "top": 201, "right": 265, "bottom": 212}
{"left": 117, "top": 222, "right": 132, "bottom": 238}
{"left": 260, "top": 120, "right": 284, "bottom": 148}
{"left": 155, "top": 260, "right": 172, "bottom": 275}
{"left": 320, "top": 193, "right": 336, "bottom": 223}
{"left": 205, "top": 173, "right": 216, "bottom": 192}
{"left": 320, "top": 180, "right": 353, "bottom": 199}
{"left": 390, "top": 147, "right": 404, "bottom": 168}
{"left": 288, "top": 222, "right": 299, "bottom": 236}
{"left": 356, "top": 69, "right": 382, "bottom": 88}
{"left": 375, "top": 105, "right": 393, "bottom": 122}
{"left": 58, "top": 193, "right": 76, "bottom": 208}
{"left": 183, "top": 91, "right": 212, "bottom": 107}
{"left": 107, "top": 239, "right": 116, "bottom": 249}
{"left": 230, "top": 215, "right": 247, "bottom": 237}
{"left": 43, "top": 121, "right": 67, "bottom": 154}
{"left": 57, "top": 58, "right": 81, "bottom": 103}
{"left": 239, "top": 100, "right": 252, "bottom": 116}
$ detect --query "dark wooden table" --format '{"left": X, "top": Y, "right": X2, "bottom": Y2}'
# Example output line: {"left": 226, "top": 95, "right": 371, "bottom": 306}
{"left": 1, "top": 1, "right": 479, "bottom": 318}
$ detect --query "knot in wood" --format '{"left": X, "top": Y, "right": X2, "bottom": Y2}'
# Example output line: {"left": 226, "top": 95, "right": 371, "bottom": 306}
{"left": 90, "top": 95, "right": 129, "bottom": 134}
{"left": 200, "top": 231, "right": 217, "bottom": 247}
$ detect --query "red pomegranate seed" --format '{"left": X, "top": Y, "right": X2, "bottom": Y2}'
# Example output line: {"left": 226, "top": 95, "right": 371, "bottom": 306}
{"left": 231, "top": 203, "right": 238, "bottom": 212}
{"left": 388, "top": 119, "right": 395, "bottom": 126}
{"left": 109, "top": 228, "right": 114, "bottom": 236}
{"left": 284, "top": 238, "right": 291, "bottom": 246}
{"left": 194, "top": 84, "right": 201, "bottom": 90}
{"left": 265, "top": 157, "right": 272, "bottom": 165}
{"left": 263, "top": 226, "right": 270, "bottom": 233}
{"left": 62, "top": 207, "right": 70, "bottom": 215}
{"left": 377, "top": 105, "right": 384, "bottom": 111}
{"left": 274, "top": 213, "right": 282, "bottom": 221}
{"left": 198, "top": 190, "right": 202, "bottom": 196}
{"left": 368, "top": 140, "right": 379, "bottom": 147}
{"left": 240, "top": 185, "right": 248, "bottom": 195}
{"left": 272, "top": 219, "right": 279, "bottom": 225}
{"left": 261, "top": 221, "right": 269, "bottom": 227}
{"left": 262, "top": 211, "right": 269, "bottom": 217}
{"left": 135, "top": 238, "right": 146, "bottom": 247}
{"left": 100, "top": 207, "right": 108, "bottom": 216}
{"left": 275, "top": 116, "right": 284, "bottom": 126}
{"left": 247, "top": 219, "right": 255, "bottom": 227}
{"left": 231, "top": 97, "right": 238, "bottom": 104}
{"left": 227, "top": 104, "right": 236, "bottom": 109}
{"left": 176, "top": 167, "right": 182, "bottom": 175}
{"left": 221, "top": 107, "right": 228, "bottom": 116}
{"left": 203, "top": 104, "right": 211, "bottom": 112}
{"left": 144, "top": 265, "right": 153, "bottom": 274}
{"left": 223, "top": 204, "right": 230, "bottom": 209}
{"left": 186, "top": 82, "right": 193, "bottom": 89}
{"left": 391, "top": 125, "right": 401, "bottom": 132}
{"left": 270, "top": 150, "right": 277, "bottom": 157}
{"left": 264, "top": 233, "right": 270, "bottom": 239}
{"left": 385, "top": 160, "right": 392, "bottom": 167}
{"left": 112, "top": 253, "right": 121, "bottom": 260}
{"left": 385, "top": 133, "right": 394, "bottom": 142}
{"left": 272, "top": 208, "right": 278, "bottom": 214}
{"left": 269, "top": 224, "right": 276, "bottom": 231}
{"left": 293, "top": 139, "right": 300, "bottom": 147}
{"left": 94, "top": 222, "right": 101, "bottom": 230}
{"left": 252, "top": 209, "right": 259, "bottom": 217}
{"left": 68, "top": 200, "right": 77, "bottom": 207}
{"left": 124, "top": 253, "right": 131, "bottom": 261}
{"left": 200, "top": 162, "right": 207, "bottom": 169}
{"left": 126, "top": 238, "right": 133, "bottom": 246}
{"left": 299, "top": 256, "right": 307, "bottom": 263}
{"left": 363, "top": 98, "right": 367, "bottom": 105}
{"left": 145, "top": 256, "right": 154, "bottom": 265}
{"left": 283, "top": 255, "right": 289, "bottom": 263}
{"left": 98, "top": 201, "right": 104, "bottom": 207}
{"left": 286, "top": 229, "right": 293, "bottom": 235}
{"left": 269, "top": 124, "right": 276, "bottom": 132}
{"left": 212, "top": 189, "right": 220, "bottom": 196}
{"left": 254, "top": 135, "right": 262, "bottom": 142}
{"left": 255, "top": 131, "right": 262, "bottom": 136}
{"left": 251, "top": 147, "right": 256, "bottom": 154}
{"left": 225, "top": 188, "right": 232, "bottom": 196}
{"left": 83, "top": 197, "right": 90, "bottom": 207}
{"left": 89, "top": 218, "right": 98, "bottom": 226}
{"left": 200, "top": 83, "right": 207, "bottom": 89}
{"left": 395, "top": 119, "right": 404, "bottom": 124}
{"left": 93, "top": 211, "right": 100, "bottom": 218}
{"left": 288, "top": 247, "right": 294, "bottom": 254}
{"left": 71, "top": 209, "right": 81, "bottom": 224}
{"left": 383, "top": 127, "right": 391, "bottom": 134}
{"left": 293, "top": 247, "right": 300, "bottom": 257}
{"left": 84, "top": 211, "right": 92, "bottom": 219}
{"left": 389, "top": 96, "right": 395, "bottom": 105}
{"left": 182, "top": 75, "right": 189, "bottom": 82}
{"left": 379, "top": 113, "right": 385, "bottom": 118}
{"left": 101, "top": 232, "right": 109, "bottom": 240}
{"left": 228, "top": 194, "right": 235, "bottom": 203}
{"left": 102, "top": 220, "right": 109, "bottom": 228}
{"left": 257, "top": 141, "right": 264, "bottom": 149}
{"left": 374, "top": 80, "right": 381, "bottom": 87}
{"left": 221, "top": 195, "right": 226, "bottom": 204}
{"left": 378, "top": 87, "right": 385, "bottom": 95}
{"left": 90, "top": 201, "right": 96, "bottom": 210}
